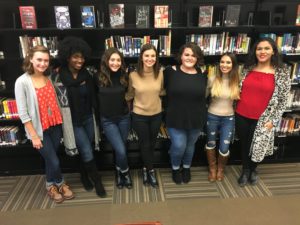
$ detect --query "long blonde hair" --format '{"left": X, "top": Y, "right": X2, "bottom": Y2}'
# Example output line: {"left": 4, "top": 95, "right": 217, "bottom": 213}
{"left": 211, "top": 53, "right": 240, "bottom": 100}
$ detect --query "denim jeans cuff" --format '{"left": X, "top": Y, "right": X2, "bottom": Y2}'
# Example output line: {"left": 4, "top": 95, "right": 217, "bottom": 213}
{"left": 172, "top": 165, "right": 180, "bottom": 170}
{"left": 182, "top": 164, "right": 191, "bottom": 169}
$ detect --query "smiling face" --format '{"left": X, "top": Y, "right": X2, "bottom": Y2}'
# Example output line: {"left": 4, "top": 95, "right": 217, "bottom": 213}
{"left": 181, "top": 47, "right": 197, "bottom": 69}
{"left": 30, "top": 51, "right": 50, "bottom": 74}
{"left": 68, "top": 52, "right": 85, "bottom": 71}
{"left": 108, "top": 53, "right": 122, "bottom": 72}
{"left": 219, "top": 55, "right": 233, "bottom": 75}
{"left": 142, "top": 49, "right": 156, "bottom": 69}
{"left": 255, "top": 41, "right": 274, "bottom": 65}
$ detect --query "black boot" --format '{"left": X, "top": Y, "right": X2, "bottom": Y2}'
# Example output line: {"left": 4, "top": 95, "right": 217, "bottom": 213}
{"left": 80, "top": 161, "right": 93, "bottom": 191}
{"left": 249, "top": 169, "right": 258, "bottom": 185}
{"left": 84, "top": 160, "right": 107, "bottom": 198}
{"left": 142, "top": 167, "right": 149, "bottom": 186}
{"left": 116, "top": 170, "right": 124, "bottom": 189}
{"left": 172, "top": 169, "right": 182, "bottom": 184}
{"left": 238, "top": 169, "right": 250, "bottom": 187}
{"left": 182, "top": 168, "right": 191, "bottom": 184}
{"left": 121, "top": 171, "right": 133, "bottom": 189}
{"left": 147, "top": 169, "right": 159, "bottom": 188}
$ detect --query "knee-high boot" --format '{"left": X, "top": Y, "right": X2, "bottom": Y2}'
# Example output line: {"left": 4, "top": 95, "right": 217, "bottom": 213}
{"left": 80, "top": 161, "right": 93, "bottom": 191}
{"left": 84, "top": 160, "right": 107, "bottom": 198}
{"left": 216, "top": 153, "right": 229, "bottom": 181}
{"left": 206, "top": 148, "right": 217, "bottom": 182}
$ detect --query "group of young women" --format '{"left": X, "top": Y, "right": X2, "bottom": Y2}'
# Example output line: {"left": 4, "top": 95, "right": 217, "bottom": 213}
{"left": 14, "top": 36, "right": 291, "bottom": 203}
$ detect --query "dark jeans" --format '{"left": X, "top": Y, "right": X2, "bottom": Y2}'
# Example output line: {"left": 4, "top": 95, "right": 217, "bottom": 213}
{"left": 131, "top": 112, "right": 162, "bottom": 170}
{"left": 101, "top": 113, "right": 130, "bottom": 172}
{"left": 39, "top": 125, "right": 64, "bottom": 188}
{"left": 73, "top": 115, "right": 95, "bottom": 163}
{"left": 235, "top": 113, "right": 258, "bottom": 171}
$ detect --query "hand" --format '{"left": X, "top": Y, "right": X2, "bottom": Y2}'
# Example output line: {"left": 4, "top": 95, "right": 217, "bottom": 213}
{"left": 264, "top": 121, "right": 273, "bottom": 131}
{"left": 32, "top": 138, "right": 43, "bottom": 150}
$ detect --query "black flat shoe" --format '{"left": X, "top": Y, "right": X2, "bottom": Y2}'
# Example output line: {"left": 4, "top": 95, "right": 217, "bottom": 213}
{"left": 142, "top": 168, "right": 149, "bottom": 185}
{"left": 147, "top": 169, "right": 159, "bottom": 188}
{"left": 122, "top": 171, "right": 133, "bottom": 189}
{"left": 238, "top": 170, "right": 250, "bottom": 187}
{"left": 182, "top": 168, "right": 191, "bottom": 184}
{"left": 172, "top": 169, "right": 182, "bottom": 184}
{"left": 249, "top": 170, "right": 258, "bottom": 185}
{"left": 116, "top": 170, "right": 124, "bottom": 189}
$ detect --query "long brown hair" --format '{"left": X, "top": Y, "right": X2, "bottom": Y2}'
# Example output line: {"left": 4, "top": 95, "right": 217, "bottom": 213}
{"left": 211, "top": 53, "right": 240, "bottom": 100}
{"left": 98, "top": 48, "right": 127, "bottom": 87}
{"left": 137, "top": 43, "right": 160, "bottom": 78}
{"left": 22, "top": 45, "right": 50, "bottom": 75}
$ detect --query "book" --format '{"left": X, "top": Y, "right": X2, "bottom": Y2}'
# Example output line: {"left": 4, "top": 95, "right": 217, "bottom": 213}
{"left": 198, "top": 6, "right": 213, "bottom": 27}
{"left": 136, "top": 5, "right": 150, "bottom": 28}
{"left": 54, "top": 6, "right": 71, "bottom": 29}
{"left": 19, "top": 6, "right": 37, "bottom": 29}
{"left": 109, "top": 4, "right": 125, "bottom": 28}
{"left": 296, "top": 5, "right": 300, "bottom": 26}
{"left": 81, "top": 6, "right": 96, "bottom": 28}
{"left": 224, "top": 5, "right": 240, "bottom": 27}
{"left": 154, "top": 5, "right": 169, "bottom": 28}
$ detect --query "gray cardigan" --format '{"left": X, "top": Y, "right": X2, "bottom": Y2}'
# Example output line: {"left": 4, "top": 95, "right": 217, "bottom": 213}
{"left": 14, "top": 73, "right": 44, "bottom": 140}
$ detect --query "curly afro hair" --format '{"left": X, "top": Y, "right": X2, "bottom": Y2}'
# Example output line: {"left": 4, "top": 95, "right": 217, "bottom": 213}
{"left": 58, "top": 36, "right": 91, "bottom": 66}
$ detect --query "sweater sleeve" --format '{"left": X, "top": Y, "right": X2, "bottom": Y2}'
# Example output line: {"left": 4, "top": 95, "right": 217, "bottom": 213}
{"left": 14, "top": 76, "right": 31, "bottom": 124}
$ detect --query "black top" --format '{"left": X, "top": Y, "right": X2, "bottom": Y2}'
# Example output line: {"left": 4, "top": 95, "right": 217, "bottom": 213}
{"left": 164, "top": 65, "right": 207, "bottom": 129}
{"left": 96, "top": 71, "right": 128, "bottom": 118}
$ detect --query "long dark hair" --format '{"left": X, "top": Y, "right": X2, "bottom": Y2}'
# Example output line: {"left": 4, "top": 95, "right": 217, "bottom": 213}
{"left": 137, "top": 43, "right": 160, "bottom": 78}
{"left": 245, "top": 37, "right": 283, "bottom": 68}
{"left": 176, "top": 42, "right": 205, "bottom": 69}
{"left": 98, "top": 48, "right": 127, "bottom": 87}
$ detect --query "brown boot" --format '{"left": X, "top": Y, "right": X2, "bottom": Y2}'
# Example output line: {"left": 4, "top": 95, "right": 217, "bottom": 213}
{"left": 206, "top": 148, "right": 217, "bottom": 182}
{"left": 217, "top": 154, "right": 229, "bottom": 181}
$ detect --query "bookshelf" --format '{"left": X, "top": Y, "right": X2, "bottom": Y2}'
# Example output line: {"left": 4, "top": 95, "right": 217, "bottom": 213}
{"left": 0, "top": 0, "right": 300, "bottom": 175}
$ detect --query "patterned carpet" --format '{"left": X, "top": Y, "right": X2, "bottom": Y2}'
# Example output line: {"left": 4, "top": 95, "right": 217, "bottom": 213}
{"left": 1, "top": 163, "right": 300, "bottom": 212}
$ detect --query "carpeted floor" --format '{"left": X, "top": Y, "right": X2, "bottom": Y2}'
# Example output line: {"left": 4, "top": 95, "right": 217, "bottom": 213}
{"left": 1, "top": 163, "right": 300, "bottom": 212}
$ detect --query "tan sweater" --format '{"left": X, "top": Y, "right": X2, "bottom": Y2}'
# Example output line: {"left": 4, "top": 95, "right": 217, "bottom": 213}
{"left": 126, "top": 70, "right": 165, "bottom": 116}
{"left": 207, "top": 75, "right": 234, "bottom": 116}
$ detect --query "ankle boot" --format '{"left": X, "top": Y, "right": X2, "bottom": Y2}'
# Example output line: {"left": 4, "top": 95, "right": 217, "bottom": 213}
{"left": 249, "top": 169, "right": 258, "bottom": 185}
{"left": 182, "top": 168, "right": 191, "bottom": 183}
{"left": 216, "top": 154, "right": 229, "bottom": 181}
{"left": 121, "top": 171, "right": 133, "bottom": 189}
{"left": 147, "top": 169, "right": 159, "bottom": 188}
{"left": 206, "top": 148, "right": 217, "bottom": 182}
{"left": 116, "top": 170, "right": 124, "bottom": 189}
{"left": 142, "top": 167, "right": 149, "bottom": 185}
{"left": 238, "top": 169, "right": 250, "bottom": 187}
{"left": 172, "top": 169, "right": 182, "bottom": 184}
{"left": 84, "top": 160, "right": 107, "bottom": 197}
{"left": 80, "top": 161, "right": 93, "bottom": 191}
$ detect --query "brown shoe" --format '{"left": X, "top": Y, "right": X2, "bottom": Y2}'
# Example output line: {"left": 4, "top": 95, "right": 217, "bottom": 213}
{"left": 47, "top": 185, "right": 64, "bottom": 203}
{"left": 206, "top": 148, "right": 217, "bottom": 182}
{"left": 59, "top": 184, "right": 74, "bottom": 200}
{"left": 217, "top": 154, "right": 229, "bottom": 181}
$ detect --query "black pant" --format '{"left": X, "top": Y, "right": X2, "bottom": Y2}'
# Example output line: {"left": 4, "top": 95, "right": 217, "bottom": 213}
{"left": 131, "top": 112, "right": 162, "bottom": 170}
{"left": 235, "top": 113, "right": 258, "bottom": 171}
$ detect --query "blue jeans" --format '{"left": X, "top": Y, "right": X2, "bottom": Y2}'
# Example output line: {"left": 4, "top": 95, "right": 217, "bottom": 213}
{"left": 39, "top": 125, "right": 64, "bottom": 188}
{"left": 167, "top": 127, "right": 201, "bottom": 170}
{"left": 101, "top": 113, "right": 130, "bottom": 172}
{"left": 206, "top": 112, "right": 235, "bottom": 155}
{"left": 73, "top": 115, "right": 95, "bottom": 162}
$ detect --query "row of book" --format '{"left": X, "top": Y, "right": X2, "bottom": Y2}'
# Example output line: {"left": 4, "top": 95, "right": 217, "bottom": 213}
{"left": 186, "top": 33, "right": 251, "bottom": 55}
{"left": 275, "top": 114, "right": 300, "bottom": 136}
{"left": 0, "top": 98, "right": 19, "bottom": 120}
{"left": 289, "top": 61, "right": 300, "bottom": 84}
{"left": 19, "top": 36, "right": 58, "bottom": 58}
{"left": 0, "top": 126, "right": 22, "bottom": 146}
{"left": 260, "top": 33, "right": 300, "bottom": 55}
{"left": 287, "top": 89, "right": 300, "bottom": 109}
{"left": 105, "top": 31, "right": 171, "bottom": 57}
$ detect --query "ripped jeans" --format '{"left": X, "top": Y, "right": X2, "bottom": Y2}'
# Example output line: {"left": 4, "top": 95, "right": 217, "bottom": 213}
{"left": 206, "top": 112, "right": 235, "bottom": 155}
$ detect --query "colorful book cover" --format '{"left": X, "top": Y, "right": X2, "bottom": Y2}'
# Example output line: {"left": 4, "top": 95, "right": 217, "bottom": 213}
{"left": 81, "top": 6, "right": 96, "bottom": 28}
{"left": 224, "top": 5, "right": 241, "bottom": 27}
{"left": 54, "top": 6, "right": 71, "bottom": 29}
{"left": 154, "top": 5, "right": 169, "bottom": 28}
{"left": 296, "top": 5, "right": 300, "bottom": 26}
{"left": 19, "top": 6, "right": 37, "bottom": 29}
{"left": 109, "top": 4, "right": 125, "bottom": 28}
{"left": 136, "top": 5, "right": 150, "bottom": 28}
{"left": 198, "top": 6, "right": 213, "bottom": 27}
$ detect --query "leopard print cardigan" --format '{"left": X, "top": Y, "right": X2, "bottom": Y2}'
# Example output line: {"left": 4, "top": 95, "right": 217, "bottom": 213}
{"left": 239, "top": 65, "right": 291, "bottom": 162}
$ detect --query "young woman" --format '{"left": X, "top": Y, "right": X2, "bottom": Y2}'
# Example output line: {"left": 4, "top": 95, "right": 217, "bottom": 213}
{"left": 235, "top": 37, "right": 291, "bottom": 187}
{"left": 164, "top": 42, "right": 207, "bottom": 184}
{"left": 126, "top": 43, "right": 165, "bottom": 188}
{"left": 51, "top": 36, "right": 106, "bottom": 197}
{"left": 96, "top": 48, "right": 132, "bottom": 189}
{"left": 15, "top": 45, "right": 74, "bottom": 203}
{"left": 206, "top": 53, "right": 240, "bottom": 182}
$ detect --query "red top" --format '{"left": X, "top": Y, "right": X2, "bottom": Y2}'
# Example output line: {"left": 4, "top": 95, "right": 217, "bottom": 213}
{"left": 236, "top": 70, "right": 275, "bottom": 120}
{"left": 35, "top": 80, "right": 62, "bottom": 131}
